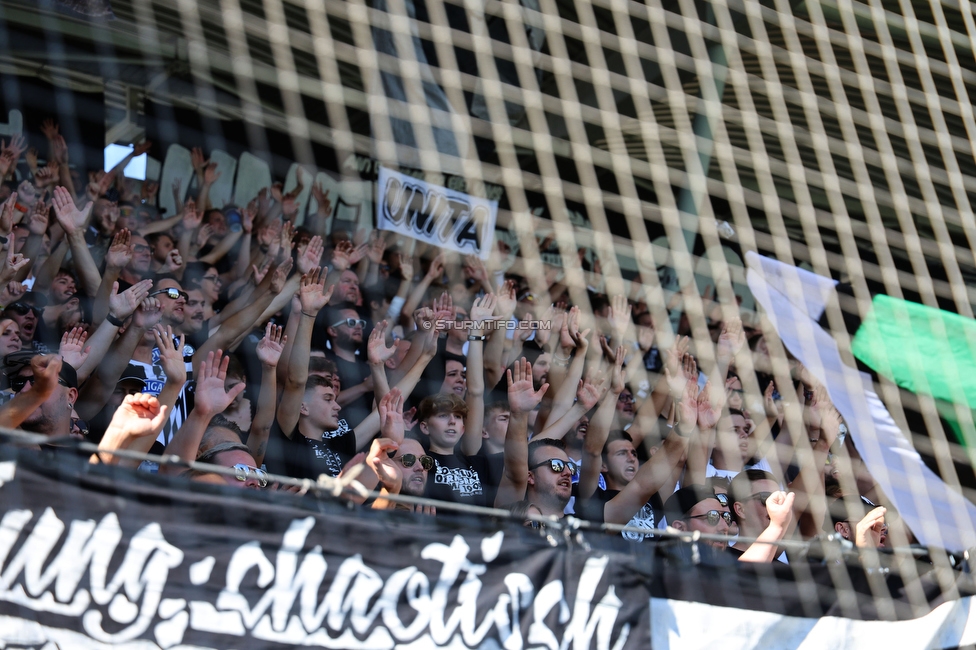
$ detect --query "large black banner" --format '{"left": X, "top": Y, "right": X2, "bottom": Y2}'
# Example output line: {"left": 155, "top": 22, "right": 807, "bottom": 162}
{"left": 0, "top": 448, "right": 974, "bottom": 649}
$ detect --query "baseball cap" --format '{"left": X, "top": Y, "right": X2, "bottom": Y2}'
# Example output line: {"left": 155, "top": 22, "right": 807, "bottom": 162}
{"left": 1, "top": 351, "right": 79, "bottom": 389}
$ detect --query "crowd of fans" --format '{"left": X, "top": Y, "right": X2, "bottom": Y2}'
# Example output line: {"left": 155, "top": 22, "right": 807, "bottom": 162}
{"left": 0, "top": 123, "right": 900, "bottom": 563}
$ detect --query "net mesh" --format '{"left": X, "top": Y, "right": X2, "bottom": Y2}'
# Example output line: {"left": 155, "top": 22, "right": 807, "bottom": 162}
{"left": 2, "top": 0, "right": 976, "bottom": 634}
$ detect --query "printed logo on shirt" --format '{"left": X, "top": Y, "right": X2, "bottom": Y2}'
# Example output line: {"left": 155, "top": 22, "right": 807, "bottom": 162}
{"left": 433, "top": 463, "right": 483, "bottom": 496}
{"left": 307, "top": 438, "right": 344, "bottom": 477}
{"left": 621, "top": 502, "right": 657, "bottom": 542}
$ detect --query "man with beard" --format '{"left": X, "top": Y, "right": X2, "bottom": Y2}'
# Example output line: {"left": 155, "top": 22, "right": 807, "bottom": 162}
{"left": 182, "top": 288, "right": 209, "bottom": 348}
{"left": 323, "top": 302, "right": 373, "bottom": 429}
{"left": 0, "top": 352, "right": 78, "bottom": 439}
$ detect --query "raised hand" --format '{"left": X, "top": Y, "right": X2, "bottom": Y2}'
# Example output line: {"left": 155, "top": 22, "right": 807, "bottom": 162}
{"left": 717, "top": 316, "right": 745, "bottom": 360}
{"left": 664, "top": 335, "right": 690, "bottom": 380}
{"left": 190, "top": 147, "right": 207, "bottom": 174}
{"left": 297, "top": 235, "right": 324, "bottom": 275}
{"left": 298, "top": 267, "right": 333, "bottom": 315}
{"left": 50, "top": 135, "right": 69, "bottom": 165}
{"left": 152, "top": 326, "right": 187, "bottom": 388}
{"left": 105, "top": 229, "right": 133, "bottom": 270}
{"left": 159, "top": 249, "right": 183, "bottom": 274}
{"left": 854, "top": 506, "right": 887, "bottom": 548}
{"left": 765, "top": 491, "right": 795, "bottom": 531}
{"left": 507, "top": 357, "right": 549, "bottom": 414}
{"left": 40, "top": 119, "right": 60, "bottom": 140}
{"left": 0, "top": 280, "right": 26, "bottom": 307}
{"left": 609, "top": 345, "right": 627, "bottom": 395}
{"left": 109, "top": 279, "right": 153, "bottom": 322}
{"left": 567, "top": 306, "right": 591, "bottom": 350}
{"left": 494, "top": 279, "right": 517, "bottom": 320}
{"left": 0, "top": 244, "right": 30, "bottom": 287}
{"left": 367, "top": 233, "right": 387, "bottom": 265}
{"left": 33, "top": 165, "right": 59, "bottom": 189}
{"left": 181, "top": 198, "right": 201, "bottom": 230}
{"left": 675, "top": 373, "right": 701, "bottom": 433}
{"left": 366, "top": 437, "right": 402, "bottom": 494}
{"left": 27, "top": 199, "right": 49, "bottom": 236}
{"left": 367, "top": 320, "right": 396, "bottom": 365}
{"left": 269, "top": 257, "right": 293, "bottom": 293}
{"left": 696, "top": 380, "right": 725, "bottom": 430}
{"left": 0, "top": 192, "right": 17, "bottom": 237}
{"left": 52, "top": 185, "right": 91, "bottom": 235}
{"left": 607, "top": 295, "right": 632, "bottom": 343}
{"left": 425, "top": 253, "right": 446, "bottom": 282}
{"left": 203, "top": 162, "right": 220, "bottom": 185}
{"left": 131, "top": 296, "right": 163, "bottom": 330}
{"left": 576, "top": 371, "right": 606, "bottom": 411}
{"left": 311, "top": 182, "right": 332, "bottom": 215}
{"left": 193, "top": 350, "right": 245, "bottom": 416}
{"left": 469, "top": 292, "right": 496, "bottom": 324}
{"left": 59, "top": 327, "right": 91, "bottom": 371}
{"left": 378, "top": 388, "right": 405, "bottom": 441}
{"left": 195, "top": 224, "right": 214, "bottom": 248}
{"left": 256, "top": 322, "right": 286, "bottom": 367}
{"left": 102, "top": 394, "right": 170, "bottom": 443}
{"left": 243, "top": 200, "right": 257, "bottom": 233}
{"left": 30, "top": 353, "right": 63, "bottom": 399}
{"left": 252, "top": 257, "right": 272, "bottom": 285}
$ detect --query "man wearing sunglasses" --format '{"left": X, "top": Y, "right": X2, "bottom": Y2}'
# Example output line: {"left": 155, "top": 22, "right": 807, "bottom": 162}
{"left": 0, "top": 352, "right": 78, "bottom": 440}
{"left": 525, "top": 438, "right": 577, "bottom": 517}
{"left": 728, "top": 470, "right": 788, "bottom": 561}
{"left": 322, "top": 303, "right": 373, "bottom": 430}
{"left": 394, "top": 438, "right": 433, "bottom": 498}
{"left": 119, "top": 234, "right": 154, "bottom": 286}
{"left": 667, "top": 483, "right": 795, "bottom": 562}
{"left": 664, "top": 485, "right": 734, "bottom": 551}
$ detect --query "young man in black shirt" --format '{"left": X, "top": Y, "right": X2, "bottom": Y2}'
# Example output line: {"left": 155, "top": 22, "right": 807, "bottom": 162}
{"left": 419, "top": 393, "right": 495, "bottom": 506}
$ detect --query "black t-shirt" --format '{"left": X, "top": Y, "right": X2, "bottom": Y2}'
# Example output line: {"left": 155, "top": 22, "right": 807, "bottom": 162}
{"left": 264, "top": 419, "right": 358, "bottom": 480}
{"left": 328, "top": 352, "right": 374, "bottom": 429}
{"left": 426, "top": 450, "right": 495, "bottom": 507}
{"left": 579, "top": 486, "right": 664, "bottom": 542}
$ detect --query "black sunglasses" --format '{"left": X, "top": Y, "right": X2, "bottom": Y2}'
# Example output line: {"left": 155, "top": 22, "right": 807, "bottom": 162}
{"left": 330, "top": 317, "right": 366, "bottom": 329}
{"left": 685, "top": 510, "right": 733, "bottom": 526}
{"left": 714, "top": 492, "right": 730, "bottom": 507}
{"left": 529, "top": 458, "right": 578, "bottom": 475}
{"left": 71, "top": 417, "right": 89, "bottom": 437}
{"left": 10, "top": 375, "right": 68, "bottom": 392}
{"left": 6, "top": 302, "right": 38, "bottom": 316}
{"left": 748, "top": 491, "right": 773, "bottom": 507}
{"left": 398, "top": 454, "right": 434, "bottom": 471}
{"left": 150, "top": 288, "right": 189, "bottom": 301}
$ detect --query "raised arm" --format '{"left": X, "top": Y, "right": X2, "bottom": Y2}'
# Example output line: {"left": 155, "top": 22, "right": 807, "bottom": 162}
{"left": 91, "top": 394, "right": 170, "bottom": 466}
{"left": 494, "top": 358, "right": 549, "bottom": 508}
{"left": 249, "top": 322, "right": 286, "bottom": 466}
{"left": 461, "top": 293, "right": 493, "bottom": 456}
{"left": 51, "top": 186, "right": 100, "bottom": 296}
{"left": 75, "top": 297, "right": 161, "bottom": 421}
{"left": 367, "top": 320, "right": 395, "bottom": 402}
{"left": 739, "top": 491, "right": 794, "bottom": 563}
{"left": 162, "top": 350, "right": 244, "bottom": 471}
{"left": 277, "top": 267, "right": 333, "bottom": 435}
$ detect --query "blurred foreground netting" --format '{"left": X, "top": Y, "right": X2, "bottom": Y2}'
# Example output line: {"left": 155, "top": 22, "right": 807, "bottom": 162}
{"left": 2, "top": 0, "right": 976, "bottom": 646}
